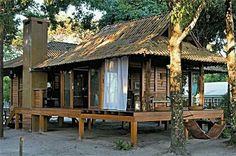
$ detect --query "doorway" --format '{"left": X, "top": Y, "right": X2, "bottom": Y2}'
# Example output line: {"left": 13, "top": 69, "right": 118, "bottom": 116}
{"left": 73, "top": 70, "right": 88, "bottom": 108}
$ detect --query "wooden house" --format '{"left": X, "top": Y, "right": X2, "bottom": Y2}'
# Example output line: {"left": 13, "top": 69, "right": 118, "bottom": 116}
{"left": 4, "top": 15, "right": 225, "bottom": 145}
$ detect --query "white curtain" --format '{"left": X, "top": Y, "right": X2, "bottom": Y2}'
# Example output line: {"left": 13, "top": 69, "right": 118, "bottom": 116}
{"left": 104, "top": 56, "right": 128, "bottom": 111}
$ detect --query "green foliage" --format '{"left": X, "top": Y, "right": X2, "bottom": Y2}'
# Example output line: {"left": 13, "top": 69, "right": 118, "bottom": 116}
{"left": 114, "top": 139, "right": 133, "bottom": 150}
{"left": 170, "top": 0, "right": 205, "bottom": 29}
{"left": 3, "top": 31, "right": 23, "bottom": 61}
{"left": 97, "top": 0, "right": 168, "bottom": 28}
{"left": 3, "top": 76, "right": 10, "bottom": 102}
{"left": 193, "top": 0, "right": 226, "bottom": 49}
{"left": 22, "top": 1, "right": 47, "bottom": 18}
{"left": 221, "top": 128, "right": 231, "bottom": 139}
{"left": 204, "top": 73, "right": 227, "bottom": 82}
{"left": 0, "top": 0, "right": 33, "bottom": 43}
{"left": 219, "top": 94, "right": 230, "bottom": 124}
{"left": 42, "top": 0, "right": 168, "bottom": 29}
{"left": 48, "top": 15, "right": 96, "bottom": 43}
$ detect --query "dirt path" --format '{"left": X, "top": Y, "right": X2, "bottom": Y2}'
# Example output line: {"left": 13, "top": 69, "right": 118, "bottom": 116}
{"left": 0, "top": 121, "right": 235, "bottom": 156}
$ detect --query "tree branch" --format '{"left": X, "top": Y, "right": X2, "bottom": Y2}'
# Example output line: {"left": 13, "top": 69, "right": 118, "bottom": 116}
{"left": 177, "top": 1, "right": 206, "bottom": 44}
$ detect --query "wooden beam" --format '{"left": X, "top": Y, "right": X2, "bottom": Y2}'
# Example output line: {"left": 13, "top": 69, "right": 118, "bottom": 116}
{"left": 199, "top": 65, "right": 204, "bottom": 108}
{"left": 70, "top": 70, "right": 74, "bottom": 109}
{"left": 99, "top": 63, "right": 104, "bottom": 110}
{"left": 80, "top": 114, "right": 133, "bottom": 122}
{"left": 79, "top": 118, "right": 84, "bottom": 140}
{"left": 88, "top": 69, "right": 91, "bottom": 108}
{"left": 184, "top": 119, "right": 189, "bottom": 140}
{"left": 88, "top": 118, "right": 92, "bottom": 131}
{"left": 32, "top": 115, "right": 39, "bottom": 132}
{"left": 130, "top": 121, "right": 137, "bottom": 145}
{"left": 154, "top": 67, "right": 157, "bottom": 93}
{"left": 60, "top": 72, "right": 65, "bottom": 108}
{"left": 39, "top": 115, "right": 47, "bottom": 132}
{"left": 144, "top": 58, "right": 151, "bottom": 111}
{"left": 166, "top": 68, "right": 170, "bottom": 100}
{"left": 15, "top": 113, "right": 19, "bottom": 129}
{"left": 58, "top": 117, "right": 64, "bottom": 127}
{"left": 141, "top": 62, "right": 145, "bottom": 110}
{"left": 188, "top": 72, "right": 192, "bottom": 106}
{"left": 221, "top": 113, "right": 224, "bottom": 125}
{"left": 10, "top": 78, "right": 13, "bottom": 107}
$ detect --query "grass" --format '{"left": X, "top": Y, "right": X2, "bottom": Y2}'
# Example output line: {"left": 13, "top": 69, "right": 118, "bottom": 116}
{"left": 114, "top": 139, "right": 133, "bottom": 150}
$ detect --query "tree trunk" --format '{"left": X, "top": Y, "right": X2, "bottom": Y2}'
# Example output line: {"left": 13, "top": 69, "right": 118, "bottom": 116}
{"left": 225, "top": 0, "right": 236, "bottom": 144}
{"left": 168, "top": 23, "right": 187, "bottom": 155}
{"left": 0, "top": 25, "right": 4, "bottom": 138}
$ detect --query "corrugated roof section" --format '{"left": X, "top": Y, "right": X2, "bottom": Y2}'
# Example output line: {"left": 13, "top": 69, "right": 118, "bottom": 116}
{"left": 35, "top": 14, "right": 225, "bottom": 68}
{"left": 47, "top": 41, "right": 77, "bottom": 58}
{"left": 4, "top": 56, "right": 23, "bottom": 69}
{"left": 3, "top": 41, "right": 77, "bottom": 69}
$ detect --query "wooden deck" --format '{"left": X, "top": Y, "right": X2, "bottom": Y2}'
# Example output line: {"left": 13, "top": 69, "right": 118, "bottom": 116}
{"left": 14, "top": 107, "right": 224, "bottom": 145}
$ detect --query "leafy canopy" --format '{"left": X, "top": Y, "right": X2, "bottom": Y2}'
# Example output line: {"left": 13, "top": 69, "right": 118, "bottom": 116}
{"left": 170, "top": 0, "right": 206, "bottom": 30}
{"left": 43, "top": 0, "right": 168, "bottom": 28}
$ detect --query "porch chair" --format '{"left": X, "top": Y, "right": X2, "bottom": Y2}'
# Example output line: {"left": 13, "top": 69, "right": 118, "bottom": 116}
{"left": 149, "top": 92, "right": 170, "bottom": 111}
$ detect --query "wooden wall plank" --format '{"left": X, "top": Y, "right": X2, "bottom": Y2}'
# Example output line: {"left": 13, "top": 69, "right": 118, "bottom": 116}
{"left": 60, "top": 72, "right": 65, "bottom": 108}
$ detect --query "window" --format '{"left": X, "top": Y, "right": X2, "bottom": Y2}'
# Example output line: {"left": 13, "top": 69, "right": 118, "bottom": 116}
{"left": 90, "top": 69, "right": 99, "bottom": 108}
{"left": 64, "top": 72, "right": 70, "bottom": 107}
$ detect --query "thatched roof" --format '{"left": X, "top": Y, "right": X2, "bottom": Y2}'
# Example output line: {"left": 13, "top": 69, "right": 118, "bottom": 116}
{"left": 3, "top": 41, "right": 77, "bottom": 69}
{"left": 5, "top": 15, "right": 226, "bottom": 70}
{"left": 35, "top": 14, "right": 225, "bottom": 68}
{"left": 3, "top": 56, "right": 23, "bottom": 69}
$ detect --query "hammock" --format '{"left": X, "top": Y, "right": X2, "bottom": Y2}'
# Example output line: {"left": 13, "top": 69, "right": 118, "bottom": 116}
{"left": 184, "top": 120, "right": 226, "bottom": 139}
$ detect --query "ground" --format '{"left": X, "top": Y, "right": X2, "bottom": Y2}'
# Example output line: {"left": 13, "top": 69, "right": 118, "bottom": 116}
{"left": 0, "top": 120, "right": 235, "bottom": 156}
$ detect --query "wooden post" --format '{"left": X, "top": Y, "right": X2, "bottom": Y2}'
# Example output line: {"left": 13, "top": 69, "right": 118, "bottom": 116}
{"left": 39, "top": 115, "right": 47, "bottom": 132}
{"left": 166, "top": 67, "right": 170, "bottom": 97}
{"left": 79, "top": 118, "right": 84, "bottom": 140}
{"left": 141, "top": 59, "right": 152, "bottom": 111}
{"left": 188, "top": 72, "right": 192, "bottom": 106}
{"left": 164, "top": 121, "right": 168, "bottom": 130}
{"left": 145, "top": 59, "right": 152, "bottom": 111}
{"left": 88, "top": 119, "right": 92, "bottom": 131}
{"left": 19, "top": 137, "right": 24, "bottom": 156}
{"left": 58, "top": 117, "right": 64, "bottom": 127}
{"left": 72, "top": 118, "right": 76, "bottom": 127}
{"left": 130, "top": 121, "right": 137, "bottom": 145}
{"left": 31, "top": 115, "right": 39, "bottom": 132}
{"left": 199, "top": 65, "right": 204, "bottom": 108}
{"left": 60, "top": 71, "right": 65, "bottom": 108}
{"left": 221, "top": 113, "right": 224, "bottom": 125}
{"left": 184, "top": 119, "right": 189, "bottom": 140}
{"left": 88, "top": 69, "right": 91, "bottom": 108}
{"left": 70, "top": 70, "right": 74, "bottom": 109}
{"left": 15, "top": 113, "right": 19, "bottom": 129}
{"left": 99, "top": 63, "right": 104, "bottom": 110}
{"left": 92, "top": 119, "right": 96, "bottom": 126}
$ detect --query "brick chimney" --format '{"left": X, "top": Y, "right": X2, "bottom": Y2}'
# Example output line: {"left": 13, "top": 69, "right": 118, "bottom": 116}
{"left": 22, "top": 17, "right": 49, "bottom": 130}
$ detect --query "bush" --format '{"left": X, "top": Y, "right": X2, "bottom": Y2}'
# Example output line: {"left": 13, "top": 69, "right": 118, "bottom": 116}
{"left": 114, "top": 139, "right": 133, "bottom": 150}
{"left": 221, "top": 128, "right": 231, "bottom": 139}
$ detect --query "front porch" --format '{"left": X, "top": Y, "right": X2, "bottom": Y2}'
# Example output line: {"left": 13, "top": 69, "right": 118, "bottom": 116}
{"left": 14, "top": 107, "right": 224, "bottom": 145}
